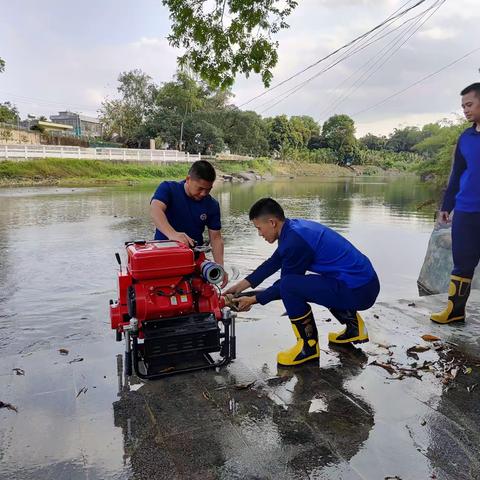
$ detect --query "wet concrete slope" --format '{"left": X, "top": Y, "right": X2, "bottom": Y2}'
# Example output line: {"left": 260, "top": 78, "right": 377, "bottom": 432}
{"left": 1, "top": 291, "right": 480, "bottom": 479}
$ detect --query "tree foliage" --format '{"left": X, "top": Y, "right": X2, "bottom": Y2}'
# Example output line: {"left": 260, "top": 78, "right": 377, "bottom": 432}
{"left": 98, "top": 68, "right": 465, "bottom": 182}
{"left": 0, "top": 102, "right": 19, "bottom": 124}
{"left": 99, "top": 69, "right": 157, "bottom": 146}
{"left": 359, "top": 133, "right": 387, "bottom": 151}
{"left": 321, "top": 114, "right": 358, "bottom": 163}
{"left": 162, "top": 0, "right": 298, "bottom": 88}
{"left": 386, "top": 126, "right": 427, "bottom": 152}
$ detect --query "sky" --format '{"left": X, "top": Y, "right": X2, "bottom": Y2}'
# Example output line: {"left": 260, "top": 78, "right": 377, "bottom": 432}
{"left": 0, "top": 0, "right": 479, "bottom": 136}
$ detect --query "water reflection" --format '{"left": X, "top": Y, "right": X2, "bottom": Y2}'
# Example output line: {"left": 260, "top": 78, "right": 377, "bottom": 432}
{"left": 0, "top": 176, "right": 437, "bottom": 358}
{"left": 112, "top": 344, "right": 374, "bottom": 479}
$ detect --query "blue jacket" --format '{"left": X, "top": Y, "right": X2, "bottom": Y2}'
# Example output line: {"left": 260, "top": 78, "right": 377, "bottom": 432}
{"left": 151, "top": 180, "right": 221, "bottom": 245}
{"left": 442, "top": 125, "right": 480, "bottom": 213}
{"left": 246, "top": 218, "right": 377, "bottom": 305}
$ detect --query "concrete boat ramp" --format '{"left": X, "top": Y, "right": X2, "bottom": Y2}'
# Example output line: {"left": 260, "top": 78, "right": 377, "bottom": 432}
{"left": 1, "top": 292, "right": 480, "bottom": 480}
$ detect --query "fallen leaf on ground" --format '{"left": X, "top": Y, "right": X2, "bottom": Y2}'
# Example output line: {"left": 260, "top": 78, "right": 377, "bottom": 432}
{"left": 376, "top": 343, "right": 396, "bottom": 350}
{"left": 12, "top": 368, "right": 25, "bottom": 376}
{"left": 421, "top": 334, "right": 440, "bottom": 342}
{"left": 202, "top": 391, "right": 211, "bottom": 401}
{"left": 407, "top": 345, "right": 430, "bottom": 354}
{"left": 467, "top": 384, "right": 477, "bottom": 393}
{"left": 0, "top": 401, "right": 18, "bottom": 412}
{"left": 59, "top": 348, "right": 69, "bottom": 355}
{"left": 68, "top": 357, "right": 84, "bottom": 364}
{"left": 233, "top": 381, "right": 256, "bottom": 390}
{"left": 407, "top": 351, "right": 419, "bottom": 360}
{"left": 408, "top": 302, "right": 416, "bottom": 307}
{"left": 464, "top": 367, "right": 473, "bottom": 375}
{"left": 159, "top": 366, "right": 175, "bottom": 373}
{"left": 370, "top": 361, "right": 397, "bottom": 375}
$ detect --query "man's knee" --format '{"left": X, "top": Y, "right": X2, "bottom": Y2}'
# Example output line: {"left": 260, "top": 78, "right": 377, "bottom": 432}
{"left": 279, "top": 275, "right": 300, "bottom": 295}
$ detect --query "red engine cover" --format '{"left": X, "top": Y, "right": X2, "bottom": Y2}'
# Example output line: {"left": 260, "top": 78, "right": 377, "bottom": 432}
{"left": 127, "top": 241, "right": 195, "bottom": 280}
{"left": 133, "top": 277, "right": 194, "bottom": 320}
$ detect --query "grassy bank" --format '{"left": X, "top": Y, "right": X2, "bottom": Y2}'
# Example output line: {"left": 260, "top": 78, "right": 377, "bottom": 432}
{"left": 0, "top": 157, "right": 276, "bottom": 186}
{"left": 0, "top": 156, "right": 404, "bottom": 187}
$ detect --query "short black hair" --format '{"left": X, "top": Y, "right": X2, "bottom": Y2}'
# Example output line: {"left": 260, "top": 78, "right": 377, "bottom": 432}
{"left": 461, "top": 83, "right": 480, "bottom": 98}
{"left": 188, "top": 160, "right": 216, "bottom": 182}
{"left": 249, "top": 198, "right": 286, "bottom": 221}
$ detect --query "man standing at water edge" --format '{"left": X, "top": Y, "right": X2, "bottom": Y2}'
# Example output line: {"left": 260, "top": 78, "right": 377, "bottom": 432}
{"left": 150, "top": 159, "right": 228, "bottom": 286}
{"left": 431, "top": 83, "right": 480, "bottom": 324}
{"left": 225, "top": 198, "right": 379, "bottom": 366}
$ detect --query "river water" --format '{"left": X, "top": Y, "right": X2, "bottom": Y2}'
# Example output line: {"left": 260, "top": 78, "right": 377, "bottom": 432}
{"left": 0, "top": 175, "right": 438, "bottom": 357}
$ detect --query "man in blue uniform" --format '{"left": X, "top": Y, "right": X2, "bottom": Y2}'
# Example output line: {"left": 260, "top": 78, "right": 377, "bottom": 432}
{"left": 150, "top": 160, "right": 227, "bottom": 285}
{"left": 225, "top": 198, "right": 379, "bottom": 366}
{"left": 431, "top": 83, "right": 480, "bottom": 324}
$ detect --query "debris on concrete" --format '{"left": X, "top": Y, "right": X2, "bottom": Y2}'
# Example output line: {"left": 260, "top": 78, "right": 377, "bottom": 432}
{"left": 76, "top": 387, "right": 88, "bottom": 398}
{"left": 0, "top": 401, "right": 18, "bottom": 413}
{"left": 68, "top": 357, "right": 84, "bottom": 364}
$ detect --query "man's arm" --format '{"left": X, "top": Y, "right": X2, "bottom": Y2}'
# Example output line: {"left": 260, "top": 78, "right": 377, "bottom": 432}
{"left": 255, "top": 233, "right": 314, "bottom": 306}
{"left": 208, "top": 229, "right": 228, "bottom": 287}
{"left": 208, "top": 229, "right": 224, "bottom": 266}
{"left": 224, "top": 249, "right": 281, "bottom": 297}
{"left": 439, "top": 143, "right": 467, "bottom": 222}
{"left": 150, "top": 199, "right": 194, "bottom": 246}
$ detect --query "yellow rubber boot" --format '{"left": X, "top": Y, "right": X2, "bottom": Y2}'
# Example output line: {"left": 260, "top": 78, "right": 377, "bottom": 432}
{"left": 328, "top": 310, "right": 369, "bottom": 344}
{"left": 277, "top": 310, "right": 320, "bottom": 366}
{"left": 431, "top": 275, "right": 471, "bottom": 324}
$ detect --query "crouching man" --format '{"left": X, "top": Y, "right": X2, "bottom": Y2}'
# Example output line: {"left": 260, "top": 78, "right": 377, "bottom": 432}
{"left": 224, "top": 198, "right": 380, "bottom": 366}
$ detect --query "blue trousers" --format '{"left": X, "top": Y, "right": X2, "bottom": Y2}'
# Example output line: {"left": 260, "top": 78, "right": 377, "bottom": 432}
{"left": 452, "top": 211, "right": 480, "bottom": 278}
{"left": 279, "top": 274, "right": 380, "bottom": 319}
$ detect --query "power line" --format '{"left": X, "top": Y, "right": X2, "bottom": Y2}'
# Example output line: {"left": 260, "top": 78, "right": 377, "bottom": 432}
{"left": 0, "top": 90, "right": 101, "bottom": 114}
{"left": 239, "top": 0, "right": 428, "bottom": 108}
{"left": 255, "top": 1, "right": 437, "bottom": 114}
{"left": 258, "top": 0, "right": 443, "bottom": 115}
{"left": 352, "top": 46, "right": 480, "bottom": 116}
{"left": 318, "top": 0, "right": 446, "bottom": 120}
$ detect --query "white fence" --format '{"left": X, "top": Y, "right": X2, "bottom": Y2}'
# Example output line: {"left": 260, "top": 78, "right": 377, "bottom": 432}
{"left": 0, "top": 144, "right": 200, "bottom": 162}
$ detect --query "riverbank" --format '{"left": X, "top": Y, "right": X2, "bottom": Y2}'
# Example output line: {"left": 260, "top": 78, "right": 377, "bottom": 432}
{"left": 0, "top": 157, "right": 410, "bottom": 187}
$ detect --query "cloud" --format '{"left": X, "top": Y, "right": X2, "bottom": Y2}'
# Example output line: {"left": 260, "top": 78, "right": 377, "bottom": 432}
{"left": 418, "top": 27, "right": 458, "bottom": 41}
{"left": 1, "top": 0, "right": 479, "bottom": 135}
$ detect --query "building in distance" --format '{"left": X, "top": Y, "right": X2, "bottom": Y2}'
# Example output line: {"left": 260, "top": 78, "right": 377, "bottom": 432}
{"left": 50, "top": 111, "right": 102, "bottom": 137}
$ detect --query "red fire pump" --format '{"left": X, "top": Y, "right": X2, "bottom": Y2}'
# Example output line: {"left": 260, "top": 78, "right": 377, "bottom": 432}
{"left": 109, "top": 240, "right": 236, "bottom": 379}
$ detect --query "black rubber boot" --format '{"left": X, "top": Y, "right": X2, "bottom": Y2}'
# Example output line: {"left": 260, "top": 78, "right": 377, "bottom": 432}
{"left": 328, "top": 309, "right": 369, "bottom": 344}
{"left": 277, "top": 310, "right": 320, "bottom": 366}
{"left": 431, "top": 275, "right": 472, "bottom": 324}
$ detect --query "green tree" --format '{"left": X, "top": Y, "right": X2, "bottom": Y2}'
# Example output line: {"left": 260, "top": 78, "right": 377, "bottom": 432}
{"left": 156, "top": 71, "right": 207, "bottom": 114}
{"left": 99, "top": 69, "right": 157, "bottom": 146}
{"left": 0, "top": 102, "right": 19, "bottom": 124}
{"left": 220, "top": 109, "right": 269, "bottom": 156}
{"left": 183, "top": 116, "right": 224, "bottom": 154}
{"left": 359, "top": 133, "right": 387, "bottom": 151}
{"left": 321, "top": 114, "right": 358, "bottom": 163}
{"left": 386, "top": 126, "right": 426, "bottom": 152}
{"left": 144, "top": 108, "right": 184, "bottom": 149}
{"left": 265, "top": 115, "right": 296, "bottom": 153}
{"left": 162, "top": 0, "right": 298, "bottom": 88}
{"left": 414, "top": 120, "right": 469, "bottom": 183}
